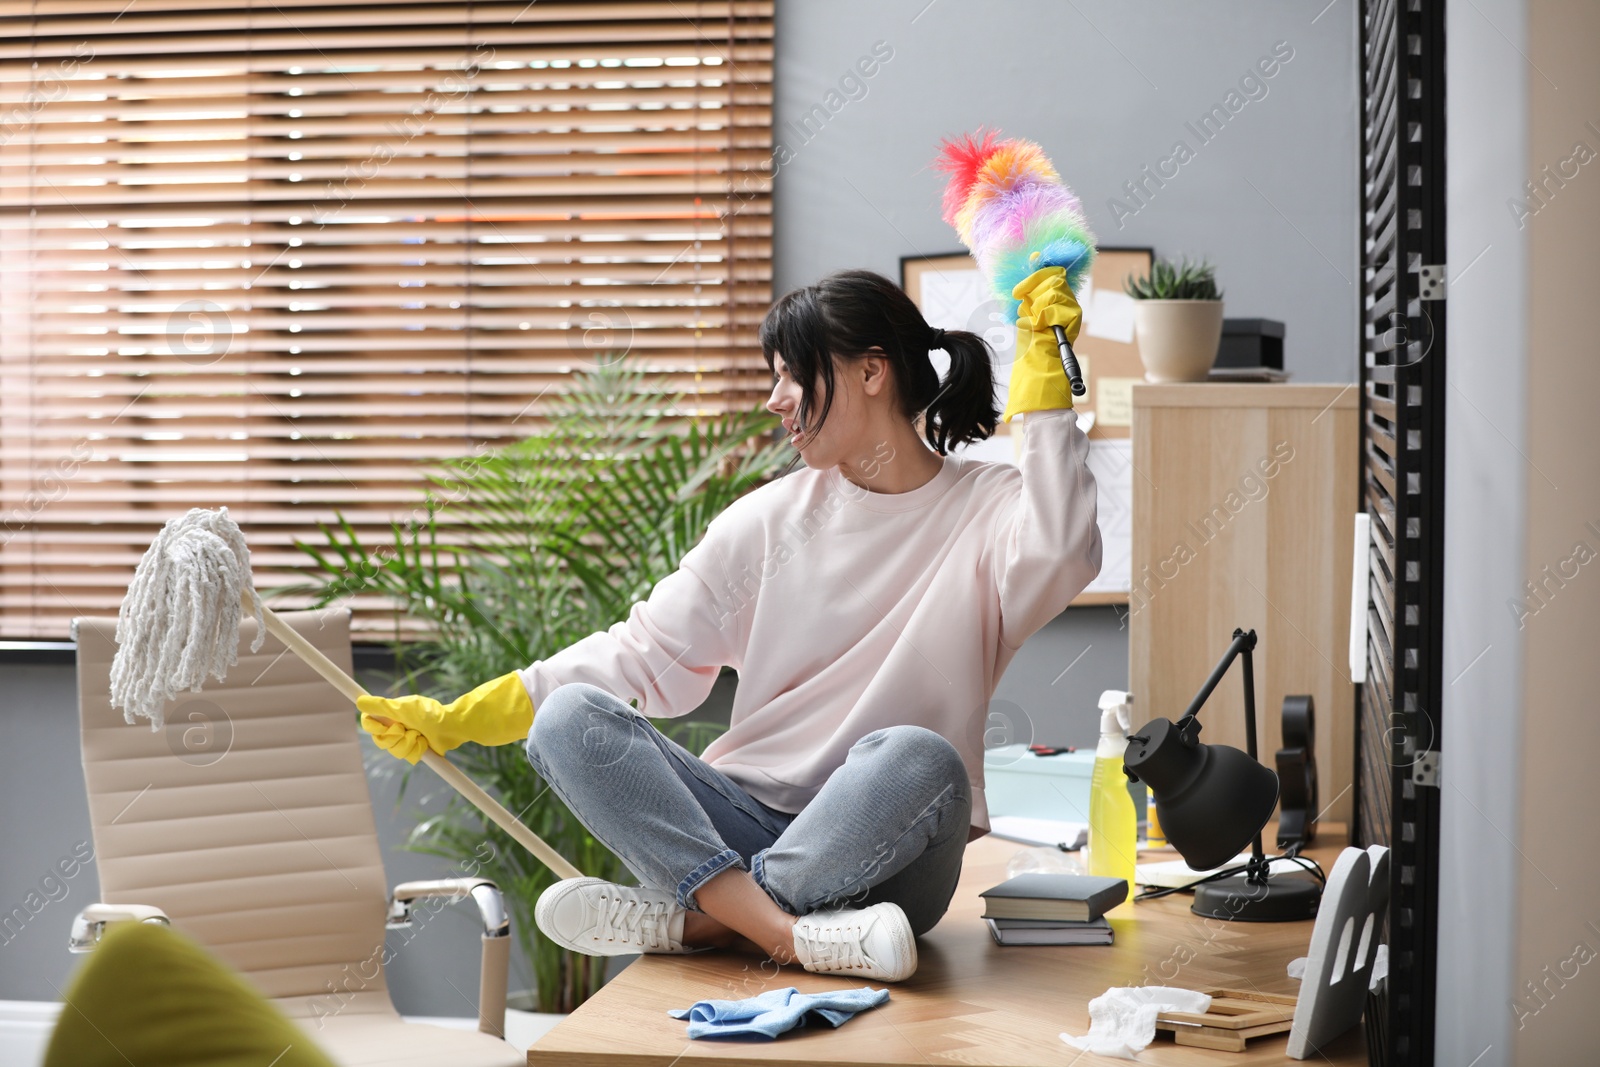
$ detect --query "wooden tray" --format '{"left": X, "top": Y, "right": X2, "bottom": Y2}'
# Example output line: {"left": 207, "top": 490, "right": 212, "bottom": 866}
{"left": 1155, "top": 989, "right": 1298, "bottom": 1052}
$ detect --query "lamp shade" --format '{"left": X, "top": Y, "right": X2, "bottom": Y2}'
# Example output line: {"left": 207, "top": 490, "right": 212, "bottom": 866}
{"left": 1124, "top": 717, "right": 1280, "bottom": 871}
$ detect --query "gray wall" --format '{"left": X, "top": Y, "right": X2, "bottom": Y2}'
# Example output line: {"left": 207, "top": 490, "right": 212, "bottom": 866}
{"left": 771, "top": 0, "right": 1360, "bottom": 385}
{"left": 1435, "top": 0, "right": 1528, "bottom": 1058}
{"left": 0, "top": 665, "right": 96, "bottom": 1002}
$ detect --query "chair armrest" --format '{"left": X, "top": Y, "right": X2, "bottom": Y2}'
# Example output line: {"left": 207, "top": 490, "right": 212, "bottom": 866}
{"left": 388, "top": 878, "right": 508, "bottom": 938}
{"left": 69, "top": 903, "right": 171, "bottom": 954}
{"left": 388, "top": 878, "right": 509, "bottom": 1038}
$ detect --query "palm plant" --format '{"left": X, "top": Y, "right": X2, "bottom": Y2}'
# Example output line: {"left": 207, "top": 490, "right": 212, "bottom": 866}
{"left": 283, "top": 356, "right": 791, "bottom": 1012}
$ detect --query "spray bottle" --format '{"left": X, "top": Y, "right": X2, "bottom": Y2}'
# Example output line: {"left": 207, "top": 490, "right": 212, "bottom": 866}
{"left": 1087, "top": 690, "right": 1137, "bottom": 892}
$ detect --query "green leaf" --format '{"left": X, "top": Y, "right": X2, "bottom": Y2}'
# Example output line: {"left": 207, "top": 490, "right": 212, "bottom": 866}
{"left": 1124, "top": 255, "right": 1222, "bottom": 300}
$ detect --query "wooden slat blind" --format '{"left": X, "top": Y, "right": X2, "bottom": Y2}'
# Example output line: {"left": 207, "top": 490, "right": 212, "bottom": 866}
{"left": 0, "top": 0, "right": 774, "bottom": 639}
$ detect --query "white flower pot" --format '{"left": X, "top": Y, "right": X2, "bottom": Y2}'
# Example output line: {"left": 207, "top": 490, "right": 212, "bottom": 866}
{"left": 1133, "top": 300, "right": 1225, "bottom": 383}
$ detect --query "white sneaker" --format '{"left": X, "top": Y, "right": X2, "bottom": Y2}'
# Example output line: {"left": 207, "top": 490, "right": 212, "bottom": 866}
{"left": 535, "top": 877, "right": 696, "bottom": 956}
{"left": 790, "top": 901, "right": 918, "bottom": 982}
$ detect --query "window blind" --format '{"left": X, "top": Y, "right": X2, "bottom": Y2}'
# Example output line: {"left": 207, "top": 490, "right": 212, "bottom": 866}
{"left": 0, "top": 0, "right": 774, "bottom": 639}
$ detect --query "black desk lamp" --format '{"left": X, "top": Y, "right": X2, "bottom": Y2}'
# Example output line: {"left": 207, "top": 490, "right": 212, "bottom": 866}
{"left": 1123, "top": 628, "right": 1321, "bottom": 922}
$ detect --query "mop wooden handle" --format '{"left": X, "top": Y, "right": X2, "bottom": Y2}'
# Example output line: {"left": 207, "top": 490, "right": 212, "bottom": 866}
{"left": 257, "top": 605, "right": 584, "bottom": 882}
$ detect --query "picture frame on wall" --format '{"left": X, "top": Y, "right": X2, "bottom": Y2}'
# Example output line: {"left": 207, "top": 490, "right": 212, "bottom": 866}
{"left": 901, "top": 248, "right": 1155, "bottom": 605}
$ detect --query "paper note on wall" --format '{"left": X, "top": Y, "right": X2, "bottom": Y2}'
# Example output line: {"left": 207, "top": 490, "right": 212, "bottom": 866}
{"left": 919, "top": 267, "right": 1015, "bottom": 415}
{"left": 1082, "top": 438, "right": 1133, "bottom": 595}
{"left": 1085, "top": 289, "right": 1137, "bottom": 344}
{"left": 919, "top": 268, "right": 986, "bottom": 331}
{"left": 1096, "top": 377, "right": 1137, "bottom": 428}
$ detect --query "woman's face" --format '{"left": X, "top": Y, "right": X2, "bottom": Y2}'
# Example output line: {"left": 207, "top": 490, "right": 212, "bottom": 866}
{"left": 765, "top": 353, "right": 872, "bottom": 470}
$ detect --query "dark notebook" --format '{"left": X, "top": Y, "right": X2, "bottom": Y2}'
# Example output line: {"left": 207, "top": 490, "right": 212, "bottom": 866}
{"left": 978, "top": 873, "right": 1129, "bottom": 922}
{"left": 985, "top": 916, "right": 1113, "bottom": 946}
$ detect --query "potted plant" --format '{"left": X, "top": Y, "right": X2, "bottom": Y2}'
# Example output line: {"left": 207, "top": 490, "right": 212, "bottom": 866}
{"left": 1124, "top": 256, "right": 1225, "bottom": 382}
{"left": 284, "top": 356, "right": 792, "bottom": 1014}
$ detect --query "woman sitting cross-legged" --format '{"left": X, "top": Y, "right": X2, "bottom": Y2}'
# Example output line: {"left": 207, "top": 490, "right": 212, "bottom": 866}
{"left": 360, "top": 267, "right": 1101, "bottom": 983}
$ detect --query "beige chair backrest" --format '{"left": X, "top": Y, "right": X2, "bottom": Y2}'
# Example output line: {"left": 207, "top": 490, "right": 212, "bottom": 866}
{"left": 73, "top": 610, "right": 394, "bottom": 1016}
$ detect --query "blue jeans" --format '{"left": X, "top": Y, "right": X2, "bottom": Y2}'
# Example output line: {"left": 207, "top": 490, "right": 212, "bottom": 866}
{"left": 523, "top": 682, "right": 972, "bottom": 937}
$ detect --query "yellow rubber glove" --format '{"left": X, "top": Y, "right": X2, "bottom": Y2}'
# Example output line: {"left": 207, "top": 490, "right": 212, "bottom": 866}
{"left": 1000, "top": 264, "right": 1083, "bottom": 424}
{"left": 358, "top": 672, "right": 535, "bottom": 764}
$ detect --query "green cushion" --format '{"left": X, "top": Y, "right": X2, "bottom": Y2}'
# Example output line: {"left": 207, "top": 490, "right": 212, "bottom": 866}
{"left": 44, "top": 920, "right": 338, "bottom": 1067}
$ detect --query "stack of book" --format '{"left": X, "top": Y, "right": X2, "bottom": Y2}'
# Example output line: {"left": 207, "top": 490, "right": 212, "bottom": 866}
{"left": 978, "top": 873, "right": 1128, "bottom": 946}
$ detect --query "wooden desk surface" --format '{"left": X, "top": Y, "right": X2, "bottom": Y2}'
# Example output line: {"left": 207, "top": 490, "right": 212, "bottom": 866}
{"left": 528, "top": 830, "right": 1369, "bottom": 1066}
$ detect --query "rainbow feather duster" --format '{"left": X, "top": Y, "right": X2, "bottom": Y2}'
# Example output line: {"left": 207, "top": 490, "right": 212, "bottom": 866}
{"left": 935, "top": 129, "right": 1097, "bottom": 318}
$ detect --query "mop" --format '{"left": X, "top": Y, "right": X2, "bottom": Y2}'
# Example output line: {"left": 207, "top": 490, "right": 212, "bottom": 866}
{"left": 109, "top": 507, "right": 583, "bottom": 882}
{"left": 935, "top": 128, "right": 1097, "bottom": 397}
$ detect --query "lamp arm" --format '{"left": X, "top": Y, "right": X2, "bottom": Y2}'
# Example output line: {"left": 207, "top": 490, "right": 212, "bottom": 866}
{"left": 1175, "top": 628, "right": 1259, "bottom": 734}
{"left": 1241, "top": 632, "right": 1259, "bottom": 764}
{"left": 1239, "top": 635, "right": 1271, "bottom": 882}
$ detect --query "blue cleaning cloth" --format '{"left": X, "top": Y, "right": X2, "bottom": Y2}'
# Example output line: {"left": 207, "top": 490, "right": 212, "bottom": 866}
{"left": 667, "top": 985, "right": 890, "bottom": 1039}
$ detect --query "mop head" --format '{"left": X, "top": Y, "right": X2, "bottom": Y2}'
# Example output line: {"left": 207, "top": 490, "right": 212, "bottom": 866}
{"left": 109, "top": 507, "right": 265, "bottom": 729}
{"left": 934, "top": 128, "right": 1097, "bottom": 318}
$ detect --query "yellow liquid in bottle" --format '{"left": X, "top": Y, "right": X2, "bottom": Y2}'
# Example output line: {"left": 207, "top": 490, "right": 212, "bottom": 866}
{"left": 1088, "top": 755, "right": 1139, "bottom": 892}
{"left": 1146, "top": 787, "right": 1167, "bottom": 847}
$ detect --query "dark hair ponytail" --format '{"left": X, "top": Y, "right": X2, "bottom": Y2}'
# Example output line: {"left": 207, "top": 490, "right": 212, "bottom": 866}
{"left": 922, "top": 327, "right": 999, "bottom": 456}
{"left": 758, "top": 269, "right": 998, "bottom": 457}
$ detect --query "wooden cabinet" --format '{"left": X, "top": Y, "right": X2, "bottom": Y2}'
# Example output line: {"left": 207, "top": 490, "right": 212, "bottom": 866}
{"left": 1130, "top": 384, "right": 1359, "bottom": 825}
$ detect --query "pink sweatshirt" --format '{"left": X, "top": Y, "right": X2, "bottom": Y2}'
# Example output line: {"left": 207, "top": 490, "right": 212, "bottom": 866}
{"left": 518, "top": 407, "right": 1101, "bottom": 840}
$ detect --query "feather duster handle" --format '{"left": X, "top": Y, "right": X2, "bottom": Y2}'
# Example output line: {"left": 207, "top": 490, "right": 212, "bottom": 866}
{"left": 935, "top": 129, "right": 1097, "bottom": 318}
{"left": 110, "top": 507, "right": 266, "bottom": 728}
